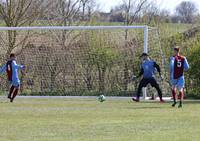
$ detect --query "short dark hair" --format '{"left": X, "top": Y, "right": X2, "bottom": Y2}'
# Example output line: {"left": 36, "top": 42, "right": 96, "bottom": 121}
{"left": 10, "top": 53, "right": 15, "bottom": 58}
{"left": 174, "top": 46, "right": 180, "bottom": 52}
{"left": 140, "top": 53, "right": 149, "bottom": 58}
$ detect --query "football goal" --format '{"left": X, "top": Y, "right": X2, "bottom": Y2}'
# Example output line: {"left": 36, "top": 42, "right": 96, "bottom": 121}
{"left": 0, "top": 26, "right": 170, "bottom": 99}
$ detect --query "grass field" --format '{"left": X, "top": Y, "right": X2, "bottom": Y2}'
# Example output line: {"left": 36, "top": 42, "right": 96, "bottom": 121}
{"left": 0, "top": 97, "right": 200, "bottom": 141}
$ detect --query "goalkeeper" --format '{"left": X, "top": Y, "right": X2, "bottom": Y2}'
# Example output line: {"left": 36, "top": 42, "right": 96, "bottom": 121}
{"left": 0, "top": 53, "right": 25, "bottom": 102}
{"left": 132, "top": 53, "right": 164, "bottom": 102}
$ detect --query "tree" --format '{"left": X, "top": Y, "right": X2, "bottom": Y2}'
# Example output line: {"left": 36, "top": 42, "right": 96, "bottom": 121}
{"left": 87, "top": 42, "right": 120, "bottom": 92}
{"left": 122, "top": 0, "right": 148, "bottom": 24}
{"left": 121, "top": 0, "right": 149, "bottom": 91}
{"left": 158, "top": 9, "right": 171, "bottom": 23}
{"left": 186, "top": 40, "right": 200, "bottom": 96}
{"left": 175, "top": 1, "right": 198, "bottom": 23}
{"left": 109, "top": 4, "right": 126, "bottom": 22}
{"left": 46, "top": 0, "right": 81, "bottom": 45}
{"left": 79, "top": 30, "right": 121, "bottom": 92}
{"left": 80, "top": 0, "right": 96, "bottom": 21}
{"left": 109, "top": 0, "right": 148, "bottom": 24}
{"left": 44, "top": 0, "right": 82, "bottom": 92}
{"left": 0, "top": 0, "right": 46, "bottom": 57}
{"left": 142, "top": 1, "right": 159, "bottom": 24}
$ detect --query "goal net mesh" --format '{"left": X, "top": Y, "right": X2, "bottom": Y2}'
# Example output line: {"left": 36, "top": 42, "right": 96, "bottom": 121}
{"left": 0, "top": 26, "right": 170, "bottom": 97}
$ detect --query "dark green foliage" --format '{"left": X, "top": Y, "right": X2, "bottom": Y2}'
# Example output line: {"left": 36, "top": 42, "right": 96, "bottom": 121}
{"left": 162, "top": 26, "right": 200, "bottom": 98}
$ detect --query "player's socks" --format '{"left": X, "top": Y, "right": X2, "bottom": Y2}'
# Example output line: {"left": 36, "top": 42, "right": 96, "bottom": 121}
{"left": 8, "top": 85, "right": 15, "bottom": 99}
{"left": 178, "top": 102, "right": 182, "bottom": 108}
{"left": 178, "top": 91, "right": 184, "bottom": 108}
{"left": 10, "top": 88, "right": 19, "bottom": 102}
{"left": 172, "top": 102, "right": 177, "bottom": 107}
{"left": 155, "top": 86, "right": 164, "bottom": 103}
{"left": 172, "top": 89, "right": 177, "bottom": 107}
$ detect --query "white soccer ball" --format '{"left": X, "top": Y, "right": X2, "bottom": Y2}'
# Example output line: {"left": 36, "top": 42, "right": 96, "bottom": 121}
{"left": 98, "top": 95, "right": 106, "bottom": 102}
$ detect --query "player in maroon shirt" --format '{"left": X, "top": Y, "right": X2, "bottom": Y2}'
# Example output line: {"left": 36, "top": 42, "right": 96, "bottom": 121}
{"left": 170, "top": 47, "right": 189, "bottom": 108}
{"left": 0, "top": 54, "right": 25, "bottom": 102}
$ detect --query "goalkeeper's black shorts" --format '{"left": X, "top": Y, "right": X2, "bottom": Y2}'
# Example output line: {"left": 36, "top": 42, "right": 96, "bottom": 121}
{"left": 139, "top": 77, "right": 159, "bottom": 88}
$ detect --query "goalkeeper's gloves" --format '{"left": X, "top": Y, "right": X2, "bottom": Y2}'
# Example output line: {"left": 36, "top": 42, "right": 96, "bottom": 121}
{"left": 131, "top": 75, "right": 138, "bottom": 81}
{"left": 159, "top": 74, "right": 164, "bottom": 81}
{"left": 21, "top": 65, "right": 25, "bottom": 69}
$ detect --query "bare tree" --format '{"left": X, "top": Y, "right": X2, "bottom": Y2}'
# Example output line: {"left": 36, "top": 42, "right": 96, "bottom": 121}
{"left": 158, "top": 9, "right": 171, "bottom": 23}
{"left": 175, "top": 1, "right": 198, "bottom": 23}
{"left": 0, "top": 0, "right": 46, "bottom": 57}
{"left": 80, "top": 0, "right": 89, "bottom": 20}
{"left": 109, "top": 0, "right": 148, "bottom": 24}
{"left": 45, "top": 0, "right": 82, "bottom": 53}
{"left": 121, "top": 0, "right": 149, "bottom": 91}
{"left": 122, "top": 0, "right": 148, "bottom": 25}
{"left": 142, "top": 1, "right": 159, "bottom": 24}
{"left": 80, "top": 0, "right": 96, "bottom": 21}
{"left": 110, "top": 4, "right": 126, "bottom": 22}
{"left": 44, "top": 0, "right": 82, "bottom": 91}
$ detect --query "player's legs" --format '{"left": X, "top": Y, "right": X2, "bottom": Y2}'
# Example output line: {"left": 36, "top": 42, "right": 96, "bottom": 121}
{"left": 150, "top": 78, "right": 164, "bottom": 102}
{"left": 171, "top": 77, "right": 184, "bottom": 107}
{"left": 132, "top": 78, "right": 149, "bottom": 102}
{"left": 10, "top": 81, "right": 20, "bottom": 102}
{"left": 177, "top": 88, "right": 184, "bottom": 108}
{"left": 177, "top": 77, "right": 185, "bottom": 108}
{"left": 170, "top": 79, "right": 178, "bottom": 107}
{"left": 10, "top": 87, "right": 19, "bottom": 102}
{"left": 171, "top": 86, "right": 177, "bottom": 107}
{"left": 8, "top": 85, "right": 15, "bottom": 99}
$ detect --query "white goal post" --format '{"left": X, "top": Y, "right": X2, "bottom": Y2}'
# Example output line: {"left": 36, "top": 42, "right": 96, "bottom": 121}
{"left": 0, "top": 25, "right": 156, "bottom": 99}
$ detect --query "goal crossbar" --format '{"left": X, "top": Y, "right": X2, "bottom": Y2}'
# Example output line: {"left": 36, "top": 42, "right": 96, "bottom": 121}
{"left": 0, "top": 25, "right": 148, "bottom": 31}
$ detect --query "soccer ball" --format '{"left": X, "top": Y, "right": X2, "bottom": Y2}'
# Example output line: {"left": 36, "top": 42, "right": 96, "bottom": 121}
{"left": 98, "top": 95, "right": 106, "bottom": 102}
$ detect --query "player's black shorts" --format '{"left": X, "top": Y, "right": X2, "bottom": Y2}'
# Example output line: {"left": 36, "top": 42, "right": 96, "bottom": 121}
{"left": 139, "top": 77, "right": 159, "bottom": 88}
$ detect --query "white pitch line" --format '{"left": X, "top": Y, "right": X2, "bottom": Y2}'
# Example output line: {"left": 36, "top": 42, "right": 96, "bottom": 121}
{"left": 0, "top": 96, "right": 199, "bottom": 102}
{"left": 3, "top": 96, "right": 165, "bottom": 100}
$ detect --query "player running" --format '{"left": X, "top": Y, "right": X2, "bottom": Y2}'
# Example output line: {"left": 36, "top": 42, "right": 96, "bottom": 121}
{"left": 132, "top": 53, "right": 165, "bottom": 102}
{"left": 0, "top": 53, "right": 25, "bottom": 102}
{"left": 170, "top": 47, "right": 189, "bottom": 108}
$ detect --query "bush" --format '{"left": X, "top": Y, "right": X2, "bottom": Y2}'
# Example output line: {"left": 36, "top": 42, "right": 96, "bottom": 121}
{"left": 185, "top": 87, "right": 200, "bottom": 99}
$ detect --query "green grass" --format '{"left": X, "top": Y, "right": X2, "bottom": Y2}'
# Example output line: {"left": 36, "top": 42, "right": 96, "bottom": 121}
{"left": 158, "top": 23, "right": 193, "bottom": 38}
{"left": 0, "top": 98, "right": 200, "bottom": 141}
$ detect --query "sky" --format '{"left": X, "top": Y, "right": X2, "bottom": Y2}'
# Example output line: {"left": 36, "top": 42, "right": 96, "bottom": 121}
{"left": 96, "top": 0, "right": 200, "bottom": 13}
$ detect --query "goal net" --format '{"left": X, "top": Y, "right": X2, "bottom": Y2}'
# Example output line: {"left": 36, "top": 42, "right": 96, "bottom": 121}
{"left": 0, "top": 26, "right": 170, "bottom": 98}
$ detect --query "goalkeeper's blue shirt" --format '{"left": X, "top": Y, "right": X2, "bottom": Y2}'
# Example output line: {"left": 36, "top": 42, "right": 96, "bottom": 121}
{"left": 0, "top": 59, "right": 24, "bottom": 86}
{"left": 139, "top": 59, "right": 161, "bottom": 79}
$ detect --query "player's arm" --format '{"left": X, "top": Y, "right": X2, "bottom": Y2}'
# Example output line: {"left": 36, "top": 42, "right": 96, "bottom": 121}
{"left": 138, "top": 67, "right": 144, "bottom": 78}
{"left": 184, "top": 57, "right": 189, "bottom": 71}
{"left": 154, "top": 61, "right": 164, "bottom": 80}
{"left": 154, "top": 62, "right": 161, "bottom": 75}
{"left": 169, "top": 57, "right": 174, "bottom": 80}
{"left": 130, "top": 67, "right": 143, "bottom": 81}
{"left": 0, "top": 64, "right": 7, "bottom": 74}
{"left": 12, "top": 61, "right": 25, "bottom": 70}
